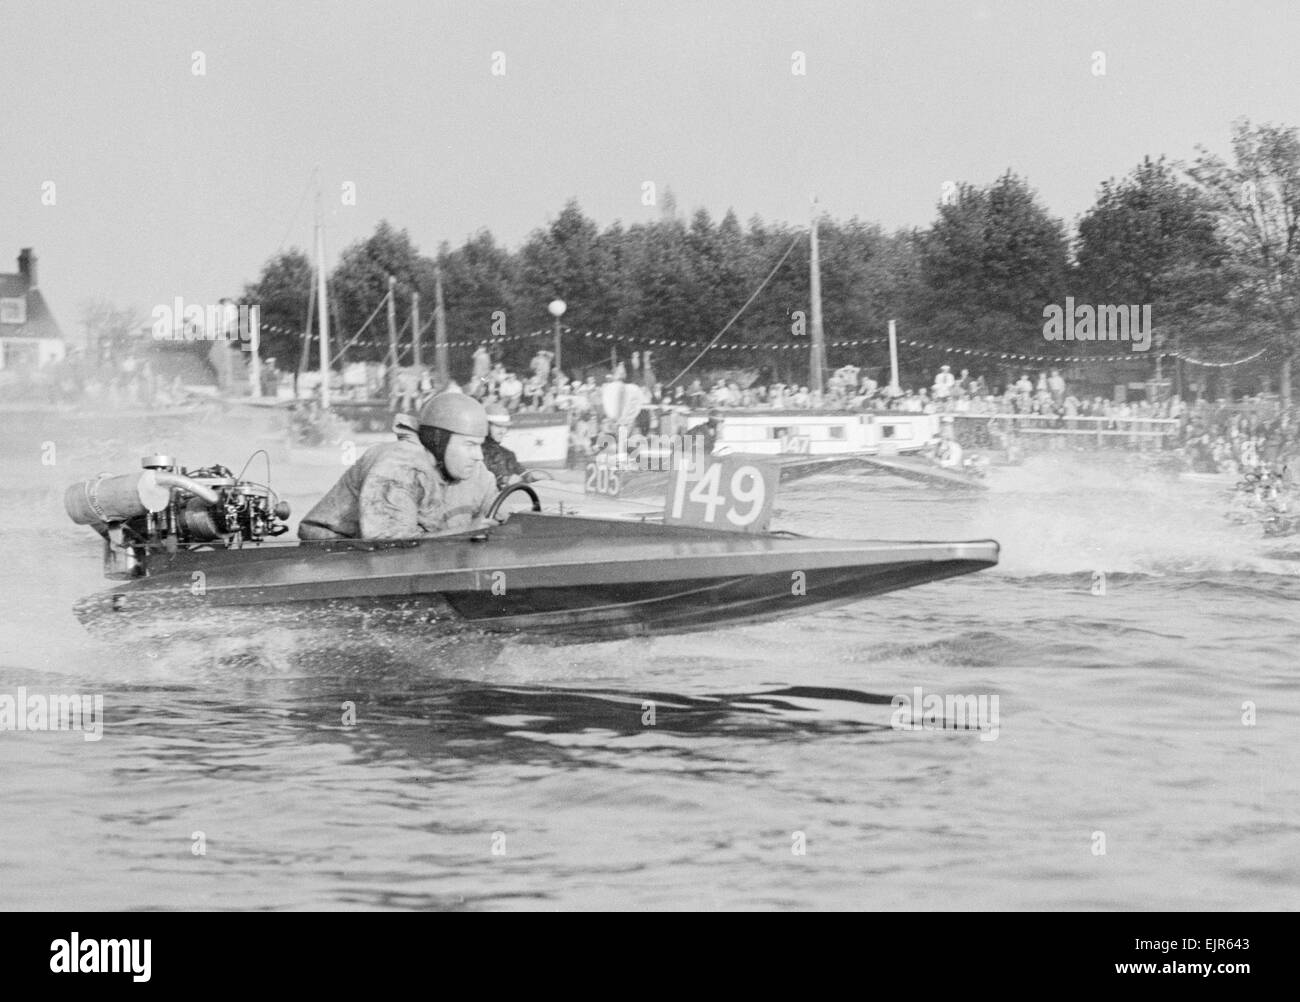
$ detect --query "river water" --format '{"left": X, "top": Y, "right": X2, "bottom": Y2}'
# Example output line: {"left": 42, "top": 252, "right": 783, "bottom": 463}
{"left": 1, "top": 408, "right": 1296, "bottom": 910}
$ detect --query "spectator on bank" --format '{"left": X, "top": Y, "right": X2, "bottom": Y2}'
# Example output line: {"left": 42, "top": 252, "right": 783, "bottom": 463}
{"left": 523, "top": 374, "right": 547, "bottom": 410}
{"left": 1063, "top": 394, "right": 1079, "bottom": 430}
{"left": 498, "top": 370, "right": 523, "bottom": 410}
{"left": 530, "top": 349, "right": 553, "bottom": 386}
{"left": 1048, "top": 369, "right": 1066, "bottom": 405}
{"left": 470, "top": 345, "right": 492, "bottom": 396}
{"left": 933, "top": 365, "right": 955, "bottom": 400}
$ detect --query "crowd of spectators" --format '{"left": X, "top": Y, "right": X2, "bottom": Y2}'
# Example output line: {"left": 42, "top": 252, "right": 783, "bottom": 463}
{"left": 1177, "top": 399, "right": 1299, "bottom": 476}
{"left": 10, "top": 347, "right": 203, "bottom": 409}
{"left": 389, "top": 345, "right": 1300, "bottom": 472}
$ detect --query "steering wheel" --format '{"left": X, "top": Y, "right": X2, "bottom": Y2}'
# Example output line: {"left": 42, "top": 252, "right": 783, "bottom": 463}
{"left": 486, "top": 482, "right": 542, "bottom": 521}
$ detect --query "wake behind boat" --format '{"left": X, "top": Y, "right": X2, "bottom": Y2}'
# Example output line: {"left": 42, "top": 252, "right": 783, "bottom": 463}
{"left": 65, "top": 454, "right": 999, "bottom": 643}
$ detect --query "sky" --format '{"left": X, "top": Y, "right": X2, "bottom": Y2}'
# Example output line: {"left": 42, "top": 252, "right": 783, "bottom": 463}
{"left": 3, "top": 0, "right": 1299, "bottom": 341}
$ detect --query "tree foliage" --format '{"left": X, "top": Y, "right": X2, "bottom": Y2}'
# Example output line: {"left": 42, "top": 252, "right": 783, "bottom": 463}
{"left": 916, "top": 172, "right": 1070, "bottom": 355}
{"left": 1186, "top": 120, "right": 1300, "bottom": 361}
{"left": 1075, "top": 156, "right": 1232, "bottom": 357}
{"left": 241, "top": 249, "right": 313, "bottom": 366}
{"left": 331, "top": 221, "right": 425, "bottom": 363}
{"left": 80, "top": 296, "right": 146, "bottom": 360}
{"left": 230, "top": 125, "right": 1300, "bottom": 397}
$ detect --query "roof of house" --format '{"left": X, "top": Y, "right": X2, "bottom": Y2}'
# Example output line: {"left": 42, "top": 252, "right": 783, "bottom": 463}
{"left": 0, "top": 273, "right": 64, "bottom": 341}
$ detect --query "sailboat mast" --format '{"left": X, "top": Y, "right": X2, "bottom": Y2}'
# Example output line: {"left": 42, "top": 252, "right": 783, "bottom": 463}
{"left": 411, "top": 291, "right": 421, "bottom": 370}
{"left": 297, "top": 265, "right": 315, "bottom": 388}
{"left": 434, "top": 265, "right": 449, "bottom": 391}
{"left": 809, "top": 196, "right": 826, "bottom": 398}
{"left": 315, "top": 189, "right": 331, "bottom": 408}
{"left": 888, "top": 319, "right": 900, "bottom": 394}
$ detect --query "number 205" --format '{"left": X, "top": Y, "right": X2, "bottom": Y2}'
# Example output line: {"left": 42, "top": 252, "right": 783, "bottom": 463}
{"left": 584, "top": 463, "right": 621, "bottom": 496}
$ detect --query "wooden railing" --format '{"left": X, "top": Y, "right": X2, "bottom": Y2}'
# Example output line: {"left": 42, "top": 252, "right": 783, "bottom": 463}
{"left": 952, "top": 412, "right": 1181, "bottom": 448}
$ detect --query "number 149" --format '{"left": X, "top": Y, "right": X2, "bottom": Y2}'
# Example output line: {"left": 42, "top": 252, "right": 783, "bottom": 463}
{"left": 669, "top": 462, "right": 767, "bottom": 527}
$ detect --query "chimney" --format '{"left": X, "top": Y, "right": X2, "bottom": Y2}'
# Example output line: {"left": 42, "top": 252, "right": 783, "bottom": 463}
{"left": 17, "top": 248, "right": 36, "bottom": 289}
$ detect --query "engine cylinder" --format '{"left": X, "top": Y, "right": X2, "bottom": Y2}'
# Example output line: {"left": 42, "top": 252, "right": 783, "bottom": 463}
{"left": 177, "top": 496, "right": 225, "bottom": 541}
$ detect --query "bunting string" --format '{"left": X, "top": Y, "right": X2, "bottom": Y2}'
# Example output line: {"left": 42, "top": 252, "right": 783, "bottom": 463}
{"left": 254, "top": 322, "right": 1272, "bottom": 368}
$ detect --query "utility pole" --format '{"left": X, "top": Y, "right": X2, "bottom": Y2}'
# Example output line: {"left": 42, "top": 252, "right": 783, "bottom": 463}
{"left": 247, "top": 304, "right": 261, "bottom": 397}
{"left": 1154, "top": 329, "right": 1163, "bottom": 402}
{"left": 314, "top": 191, "right": 330, "bottom": 408}
{"left": 888, "top": 320, "right": 900, "bottom": 394}
{"left": 548, "top": 299, "right": 566, "bottom": 383}
{"left": 386, "top": 275, "right": 399, "bottom": 373}
{"left": 809, "top": 196, "right": 826, "bottom": 396}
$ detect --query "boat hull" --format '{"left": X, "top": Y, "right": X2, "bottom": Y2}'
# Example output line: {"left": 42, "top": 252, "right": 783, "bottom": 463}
{"left": 73, "top": 513, "right": 999, "bottom": 641}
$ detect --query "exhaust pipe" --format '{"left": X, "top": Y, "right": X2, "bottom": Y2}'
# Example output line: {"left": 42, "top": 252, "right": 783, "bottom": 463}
{"left": 153, "top": 472, "right": 222, "bottom": 504}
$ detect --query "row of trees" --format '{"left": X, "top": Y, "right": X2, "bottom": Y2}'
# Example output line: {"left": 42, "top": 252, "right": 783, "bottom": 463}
{"left": 241, "top": 119, "right": 1300, "bottom": 398}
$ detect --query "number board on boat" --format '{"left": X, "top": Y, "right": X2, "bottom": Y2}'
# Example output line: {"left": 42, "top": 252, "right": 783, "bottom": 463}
{"left": 664, "top": 455, "right": 778, "bottom": 533}
{"left": 584, "top": 457, "right": 624, "bottom": 497}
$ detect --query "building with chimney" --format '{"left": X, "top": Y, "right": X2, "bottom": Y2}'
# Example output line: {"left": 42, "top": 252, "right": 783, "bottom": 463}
{"left": 0, "top": 248, "right": 65, "bottom": 371}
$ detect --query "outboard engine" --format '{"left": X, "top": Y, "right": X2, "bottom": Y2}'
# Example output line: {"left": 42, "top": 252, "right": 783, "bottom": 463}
{"left": 66, "top": 455, "right": 290, "bottom": 579}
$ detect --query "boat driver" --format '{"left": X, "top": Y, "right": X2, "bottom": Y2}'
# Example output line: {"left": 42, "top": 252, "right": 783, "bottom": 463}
{"left": 697, "top": 408, "right": 723, "bottom": 456}
{"left": 482, "top": 403, "right": 551, "bottom": 489}
{"left": 297, "top": 392, "right": 499, "bottom": 540}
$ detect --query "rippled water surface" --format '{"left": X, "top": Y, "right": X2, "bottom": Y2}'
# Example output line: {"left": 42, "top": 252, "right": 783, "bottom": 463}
{"left": 2, "top": 411, "right": 1297, "bottom": 910}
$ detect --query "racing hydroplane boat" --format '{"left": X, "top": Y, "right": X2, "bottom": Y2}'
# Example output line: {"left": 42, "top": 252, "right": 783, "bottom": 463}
{"left": 66, "top": 456, "right": 999, "bottom": 642}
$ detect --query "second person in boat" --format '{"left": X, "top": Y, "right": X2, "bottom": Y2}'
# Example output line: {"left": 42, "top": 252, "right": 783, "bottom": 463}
{"left": 481, "top": 403, "right": 552, "bottom": 489}
{"left": 297, "top": 392, "right": 499, "bottom": 540}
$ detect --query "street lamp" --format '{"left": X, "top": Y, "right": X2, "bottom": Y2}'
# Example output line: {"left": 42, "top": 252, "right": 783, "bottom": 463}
{"left": 548, "top": 298, "right": 566, "bottom": 384}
